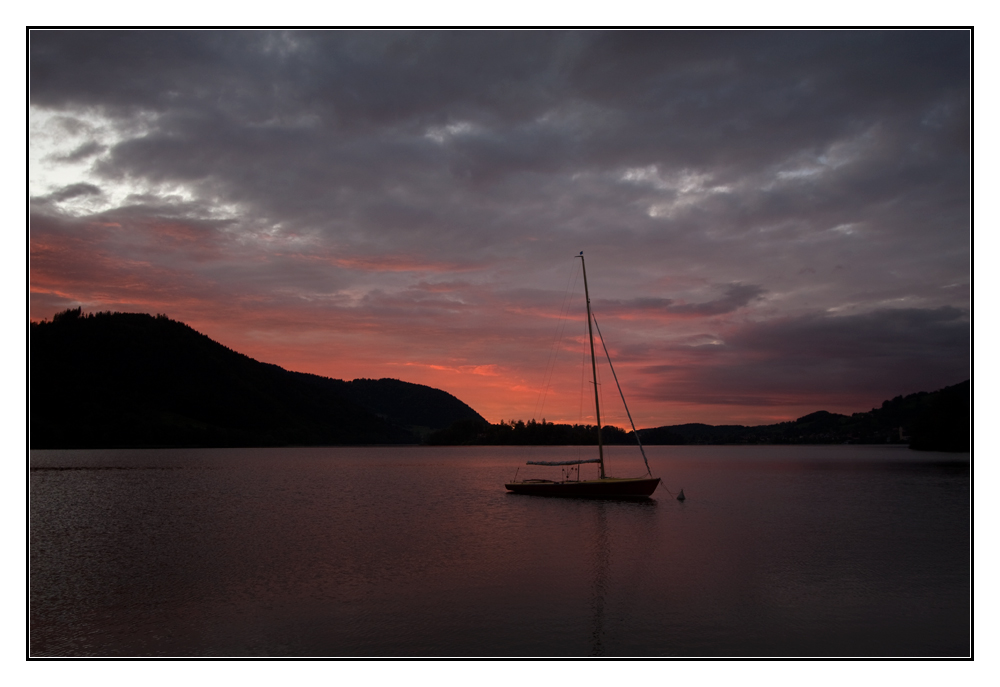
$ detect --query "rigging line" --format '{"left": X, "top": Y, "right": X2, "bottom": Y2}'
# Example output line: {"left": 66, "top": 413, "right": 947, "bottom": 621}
{"left": 657, "top": 480, "right": 677, "bottom": 497}
{"left": 592, "top": 313, "right": 652, "bottom": 478}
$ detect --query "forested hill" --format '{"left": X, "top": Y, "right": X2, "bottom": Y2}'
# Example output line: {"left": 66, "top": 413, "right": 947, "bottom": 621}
{"left": 30, "top": 309, "right": 485, "bottom": 449}
{"left": 638, "top": 380, "right": 970, "bottom": 452}
{"left": 427, "top": 381, "right": 970, "bottom": 452}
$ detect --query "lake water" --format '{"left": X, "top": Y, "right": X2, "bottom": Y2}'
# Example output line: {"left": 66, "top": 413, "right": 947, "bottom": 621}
{"left": 29, "top": 445, "right": 970, "bottom": 657}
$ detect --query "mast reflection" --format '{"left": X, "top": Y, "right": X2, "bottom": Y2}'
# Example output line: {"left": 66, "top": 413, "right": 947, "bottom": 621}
{"left": 589, "top": 498, "right": 658, "bottom": 656}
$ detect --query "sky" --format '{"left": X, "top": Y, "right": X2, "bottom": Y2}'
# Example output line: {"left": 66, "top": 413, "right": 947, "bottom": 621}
{"left": 28, "top": 30, "right": 970, "bottom": 428}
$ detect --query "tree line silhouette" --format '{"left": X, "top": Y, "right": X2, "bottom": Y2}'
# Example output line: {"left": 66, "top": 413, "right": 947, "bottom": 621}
{"left": 426, "top": 418, "right": 636, "bottom": 446}
{"left": 30, "top": 309, "right": 484, "bottom": 448}
{"left": 427, "top": 381, "right": 969, "bottom": 452}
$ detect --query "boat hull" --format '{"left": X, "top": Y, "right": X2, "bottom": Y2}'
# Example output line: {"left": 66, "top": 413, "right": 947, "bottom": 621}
{"left": 505, "top": 476, "right": 661, "bottom": 498}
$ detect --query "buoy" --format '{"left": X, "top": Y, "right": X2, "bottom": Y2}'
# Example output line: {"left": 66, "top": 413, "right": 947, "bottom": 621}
{"left": 677, "top": 489, "right": 686, "bottom": 502}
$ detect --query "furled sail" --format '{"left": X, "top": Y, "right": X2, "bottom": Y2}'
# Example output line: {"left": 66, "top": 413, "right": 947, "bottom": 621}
{"left": 526, "top": 459, "right": 603, "bottom": 466}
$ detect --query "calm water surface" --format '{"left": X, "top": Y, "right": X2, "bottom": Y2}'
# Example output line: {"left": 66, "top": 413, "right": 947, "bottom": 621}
{"left": 29, "top": 445, "right": 970, "bottom": 657}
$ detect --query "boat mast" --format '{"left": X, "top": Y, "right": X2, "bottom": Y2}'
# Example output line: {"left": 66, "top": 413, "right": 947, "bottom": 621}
{"left": 577, "top": 252, "right": 605, "bottom": 479}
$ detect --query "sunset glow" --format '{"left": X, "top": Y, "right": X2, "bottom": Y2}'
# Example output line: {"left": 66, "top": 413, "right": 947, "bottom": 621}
{"left": 29, "top": 31, "right": 970, "bottom": 427}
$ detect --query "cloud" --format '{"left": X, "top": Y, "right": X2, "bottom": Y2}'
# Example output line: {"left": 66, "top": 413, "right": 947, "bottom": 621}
{"left": 37, "top": 182, "right": 103, "bottom": 203}
{"left": 28, "top": 30, "right": 970, "bottom": 425}
{"left": 53, "top": 140, "right": 108, "bottom": 163}
{"left": 596, "top": 283, "right": 766, "bottom": 319}
{"left": 669, "top": 283, "right": 767, "bottom": 316}
{"left": 635, "top": 306, "right": 970, "bottom": 410}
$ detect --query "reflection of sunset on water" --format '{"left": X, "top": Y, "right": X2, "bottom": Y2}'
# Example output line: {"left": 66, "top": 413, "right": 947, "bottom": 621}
{"left": 30, "top": 445, "right": 969, "bottom": 656}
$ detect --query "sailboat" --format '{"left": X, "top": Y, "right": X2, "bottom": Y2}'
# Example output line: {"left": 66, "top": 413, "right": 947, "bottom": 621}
{"left": 505, "top": 252, "right": 662, "bottom": 498}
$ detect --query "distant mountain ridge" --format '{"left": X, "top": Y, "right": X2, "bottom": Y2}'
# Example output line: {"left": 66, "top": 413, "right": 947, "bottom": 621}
{"left": 427, "top": 381, "right": 970, "bottom": 452}
{"left": 637, "top": 380, "right": 970, "bottom": 452}
{"left": 30, "top": 309, "right": 485, "bottom": 449}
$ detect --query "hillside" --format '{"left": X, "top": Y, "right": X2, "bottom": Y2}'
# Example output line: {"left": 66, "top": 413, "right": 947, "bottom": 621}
{"left": 427, "top": 381, "right": 970, "bottom": 452}
{"left": 637, "top": 380, "right": 970, "bottom": 452}
{"left": 29, "top": 309, "right": 485, "bottom": 448}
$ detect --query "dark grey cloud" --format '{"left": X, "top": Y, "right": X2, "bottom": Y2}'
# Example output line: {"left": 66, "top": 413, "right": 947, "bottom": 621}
{"left": 30, "top": 31, "right": 968, "bottom": 177}
{"left": 28, "top": 29, "right": 969, "bottom": 263}
{"left": 37, "top": 182, "right": 103, "bottom": 203}
{"left": 730, "top": 306, "right": 968, "bottom": 360}
{"left": 670, "top": 283, "right": 766, "bottom": 316}
{"left": 598, "top": 283, "right": 765, "bottom": 317}
{"left": 30, "top": 31, "right": 970, "bottom": 270}
{"left": 637, "top": 306, "right": 970, "bottom": 408}
{"left": 54, "top": 141, "right": 107, "bottom": 163}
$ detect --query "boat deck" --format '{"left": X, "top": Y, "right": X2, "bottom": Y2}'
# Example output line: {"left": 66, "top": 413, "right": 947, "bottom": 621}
{"left": 504, "top": 476, "right": 660, "bottom": 498}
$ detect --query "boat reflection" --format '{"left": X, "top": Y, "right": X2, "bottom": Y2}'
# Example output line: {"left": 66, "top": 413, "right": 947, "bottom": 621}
{"left": 588, "top": 498, "right": 658, "bottom": 656}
